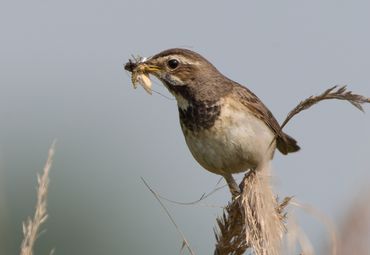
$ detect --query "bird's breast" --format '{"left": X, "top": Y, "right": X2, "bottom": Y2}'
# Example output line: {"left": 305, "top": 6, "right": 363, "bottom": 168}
{"left": 178, "top": 97, "right": 276, "bottom": 175}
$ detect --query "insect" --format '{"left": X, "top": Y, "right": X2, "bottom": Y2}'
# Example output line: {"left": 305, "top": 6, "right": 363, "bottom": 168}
{"left": 124, "top": 56, "right": 152, "bottom": 95}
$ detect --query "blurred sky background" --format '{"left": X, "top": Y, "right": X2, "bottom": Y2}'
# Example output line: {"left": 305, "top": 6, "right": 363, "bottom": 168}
{"left": 1, "top": 0, "right": 370, "bottom": 254}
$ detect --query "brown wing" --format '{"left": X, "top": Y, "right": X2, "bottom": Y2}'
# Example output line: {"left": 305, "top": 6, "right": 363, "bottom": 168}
{"left": 230, "top": 84, "right": 300, "bottom": 155}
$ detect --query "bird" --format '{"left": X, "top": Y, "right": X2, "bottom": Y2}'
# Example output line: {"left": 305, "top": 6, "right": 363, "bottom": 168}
{"left": 125, "top": 48, "right": 300, "bottom": 197}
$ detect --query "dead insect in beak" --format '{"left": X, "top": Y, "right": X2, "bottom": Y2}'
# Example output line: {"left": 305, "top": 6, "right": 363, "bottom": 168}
{"left": 124, "top": 59, "right": 137, "bottom": 72}
{"left": 132, "top": 72, "right": 152, "bottom": 95}
{"left": 124, "top": 56, "right": 152, "bottom": 95}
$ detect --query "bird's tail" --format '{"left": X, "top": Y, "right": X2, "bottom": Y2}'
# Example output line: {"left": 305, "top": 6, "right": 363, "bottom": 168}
{"left": 276, "top": 133, "right": 300, "bottom": 155}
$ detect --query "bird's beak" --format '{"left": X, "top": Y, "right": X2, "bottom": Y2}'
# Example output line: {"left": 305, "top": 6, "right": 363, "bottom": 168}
{"left": 142, "top": 63, "right": 161, "bottom": 73}
{"left": 135, "top": 60, "right": 161, "bottom": 75}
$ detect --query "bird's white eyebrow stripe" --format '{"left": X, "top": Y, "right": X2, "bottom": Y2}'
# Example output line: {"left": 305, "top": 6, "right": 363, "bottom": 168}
{"left": 158, "top": 54, "right": 201, "bottom": 66}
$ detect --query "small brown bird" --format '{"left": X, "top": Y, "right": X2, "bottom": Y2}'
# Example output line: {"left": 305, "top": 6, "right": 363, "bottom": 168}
{"left": 125, "top": 48, "right": 300, "bottom": 196}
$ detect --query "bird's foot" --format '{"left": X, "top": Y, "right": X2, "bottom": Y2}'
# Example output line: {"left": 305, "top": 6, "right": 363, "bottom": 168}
{"left": 223, "top": 173, "right": 241, "bottom": 200}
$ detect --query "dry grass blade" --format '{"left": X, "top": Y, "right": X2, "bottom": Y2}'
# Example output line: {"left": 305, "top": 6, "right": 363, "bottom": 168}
{"left": 20, "top": 141, "right": 56, "bottom": 255}
{"left": 281, "top": 85, "right": 370, "bottom": 129}
{"left": 214, "top": 170, "right": 291, "bottom": 255}
{"left": 141, "top": 177, "right": 196, "bottom": 255}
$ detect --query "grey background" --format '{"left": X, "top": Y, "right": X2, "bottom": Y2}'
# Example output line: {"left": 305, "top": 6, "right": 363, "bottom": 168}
{"left": 1, "top": 0, "right": 369, "bottom": 254}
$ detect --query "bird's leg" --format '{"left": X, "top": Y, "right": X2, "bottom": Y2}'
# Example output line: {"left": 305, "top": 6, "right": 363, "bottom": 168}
{"left": 223, "top": 173, "right": 240, "bottom": 199}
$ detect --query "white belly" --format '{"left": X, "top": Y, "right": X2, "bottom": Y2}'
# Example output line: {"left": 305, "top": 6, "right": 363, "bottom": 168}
{"left": 181, "top": 98, "right": 276, "bottom": 175}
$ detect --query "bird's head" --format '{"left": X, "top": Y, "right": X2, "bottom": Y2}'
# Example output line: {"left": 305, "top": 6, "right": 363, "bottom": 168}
{"left": 125, "top": 48, "right": 232, "bottom": 102}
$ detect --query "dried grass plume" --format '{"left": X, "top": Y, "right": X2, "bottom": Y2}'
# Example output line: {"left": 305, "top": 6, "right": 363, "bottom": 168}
{"left": 281, "top": 85, "right": 370, "bottom": 129}
{"left": 20, "top": 141, "right": 56, "bottom": 255}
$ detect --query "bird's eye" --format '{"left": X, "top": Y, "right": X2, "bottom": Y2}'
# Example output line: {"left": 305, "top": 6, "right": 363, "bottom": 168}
{"left": 167, "top": 59, "right": 179, "bottom": 69}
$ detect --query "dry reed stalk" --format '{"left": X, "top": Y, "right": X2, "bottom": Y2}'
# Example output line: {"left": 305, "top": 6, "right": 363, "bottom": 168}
{"left": 214, "top": 169, "right": 291, "bottom": 255}
{"left": 20, "top": 141, "right": 56, "bottom": 255}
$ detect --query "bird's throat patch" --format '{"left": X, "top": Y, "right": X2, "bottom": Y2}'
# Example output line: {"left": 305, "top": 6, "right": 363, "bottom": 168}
{"left": 178, "top": 101, "right": 221, "bottom": 132}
